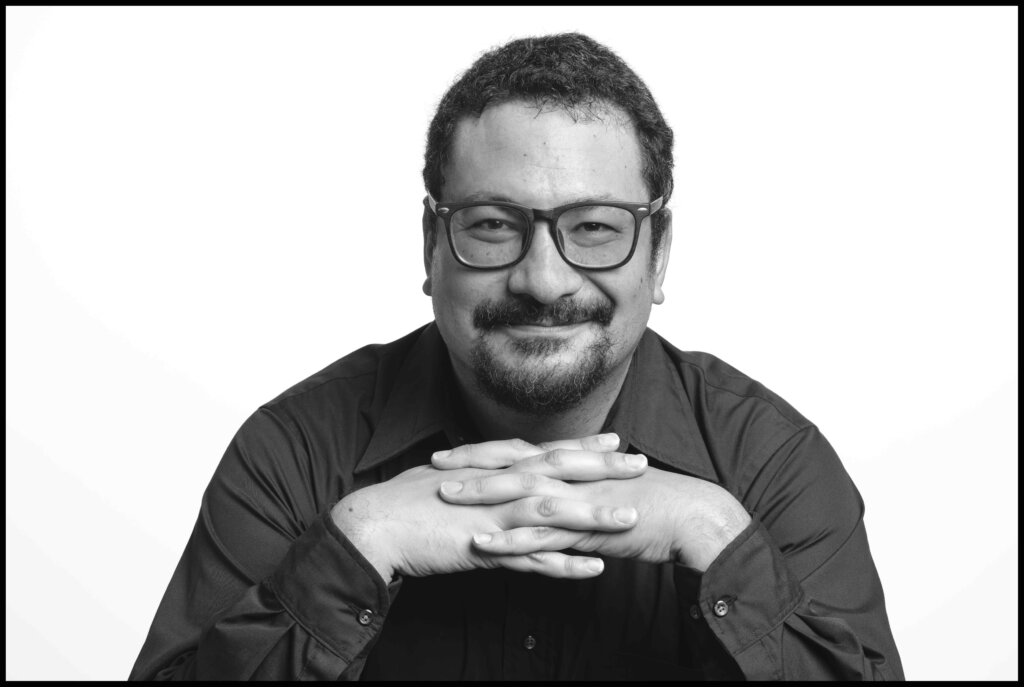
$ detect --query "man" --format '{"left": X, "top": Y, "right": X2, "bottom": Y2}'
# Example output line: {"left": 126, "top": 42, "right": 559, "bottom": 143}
{"left": 131, "top": 33, "right": 903, "bottom": 680}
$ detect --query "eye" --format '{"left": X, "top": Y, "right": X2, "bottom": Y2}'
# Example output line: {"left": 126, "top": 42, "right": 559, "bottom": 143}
{"left": 569, "top": 222, "right": 621, "bottom": 236}
{"left": 474, "top": 219, "right": 511, "bottom": 231}
{"left": 579, "top": 222, "right": 615, "bottom": 233}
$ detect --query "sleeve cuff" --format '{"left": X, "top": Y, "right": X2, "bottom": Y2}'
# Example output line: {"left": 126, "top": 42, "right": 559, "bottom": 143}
{"left": 684, "top": 515, "right": 804, "bottom": 655}
{"left": 268, "top": 508, "right": 402, "bottom": 662}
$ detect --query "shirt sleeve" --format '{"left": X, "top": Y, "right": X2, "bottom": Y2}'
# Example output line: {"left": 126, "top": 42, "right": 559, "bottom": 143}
{"left": 673, "top": 425, "right": 905, "bottom": 680}
{"left": 129, "top": 407, "right": 399, "bottom": 680}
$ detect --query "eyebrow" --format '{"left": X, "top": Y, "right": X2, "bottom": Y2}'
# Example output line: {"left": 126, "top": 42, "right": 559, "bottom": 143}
{"left": 459, "top": 191, "right": 619, "bottom": 205}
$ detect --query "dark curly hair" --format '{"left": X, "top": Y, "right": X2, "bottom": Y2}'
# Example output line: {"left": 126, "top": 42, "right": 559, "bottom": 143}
{"left": 423, "top": 33, "right": 674, "bottom": 264}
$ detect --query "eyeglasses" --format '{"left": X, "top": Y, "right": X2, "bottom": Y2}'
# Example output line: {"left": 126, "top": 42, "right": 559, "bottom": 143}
{"left": 424, "top": 194, "right": 664, "bottom": 271}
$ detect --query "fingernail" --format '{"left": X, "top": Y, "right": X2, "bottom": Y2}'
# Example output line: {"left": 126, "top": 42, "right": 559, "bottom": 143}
{"left": 440, "top": 481, "right": 463, "bottom": 495}
{"left": 599, "top": 433, "right": 619, "bottom": 447}
{"left": 614, "top": 507, "right": 638, "bottom": 525}
{"left": 586, "top": 559, "right": 604, "bottom": 573}
{"left": 433, "top": 450, "right": 452, "bottom": 461}
{"left": 625, "top": 454, "right": 646, "bottom": 469}
{"left": 473, "top": 533, "right": 492, "bottom": 545}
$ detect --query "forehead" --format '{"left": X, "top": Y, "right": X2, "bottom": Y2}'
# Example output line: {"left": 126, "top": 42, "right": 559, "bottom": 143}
{"left": 443, "top": 101, "right": 647, "bottom": 204}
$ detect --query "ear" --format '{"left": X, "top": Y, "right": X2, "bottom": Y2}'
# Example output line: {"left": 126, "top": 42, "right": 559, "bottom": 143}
{"left": 422, "top": 205, "right": 438, "bottom": 296}
{"left": 652, "top": 208, "right": 672, "bottom": 306}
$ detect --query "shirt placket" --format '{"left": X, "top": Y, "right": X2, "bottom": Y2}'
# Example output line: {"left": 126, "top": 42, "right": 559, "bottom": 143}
{"left": 502, "top": 571, "right": 554, "bottom": 679}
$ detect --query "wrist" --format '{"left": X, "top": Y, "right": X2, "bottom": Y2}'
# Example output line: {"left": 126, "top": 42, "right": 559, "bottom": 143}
{"left": 331, "top": 494, "right": 396, "bottom": 585}
{"left": 674, "top": 502, "right": 751, "bottom": 573}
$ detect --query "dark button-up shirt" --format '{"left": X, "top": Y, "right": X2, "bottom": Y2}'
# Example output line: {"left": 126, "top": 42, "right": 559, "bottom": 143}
{"left": 130, "top": 323, "right": 904, "bottom": 680}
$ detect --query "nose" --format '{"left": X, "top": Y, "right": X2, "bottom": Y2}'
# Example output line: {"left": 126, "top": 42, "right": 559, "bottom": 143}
{"left": 506, "top": 221, "right": 585, "bottom": 304}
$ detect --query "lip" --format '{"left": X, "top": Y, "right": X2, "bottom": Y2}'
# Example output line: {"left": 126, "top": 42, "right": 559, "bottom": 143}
{"left": 499, "top": 322, "right": 591, "bottom": 335}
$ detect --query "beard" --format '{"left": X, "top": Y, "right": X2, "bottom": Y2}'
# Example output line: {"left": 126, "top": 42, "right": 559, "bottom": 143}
{"left": 469, "top": 297, "right": 615, "bottom": 415}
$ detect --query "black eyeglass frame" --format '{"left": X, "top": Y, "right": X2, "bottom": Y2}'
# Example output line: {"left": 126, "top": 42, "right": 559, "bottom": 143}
{"left": 424, "top": 194, "right": 664, "bottom": 271}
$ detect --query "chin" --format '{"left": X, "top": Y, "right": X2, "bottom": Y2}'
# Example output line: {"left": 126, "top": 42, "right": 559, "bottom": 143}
{"left": 469, "top": 328, "right": 615, "bottom": 415}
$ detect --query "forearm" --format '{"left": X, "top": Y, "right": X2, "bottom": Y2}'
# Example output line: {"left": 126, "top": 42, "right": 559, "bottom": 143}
{"left": 675, "top": 517, "right": 903, "bottom": 681}
{"left": 669, "top": 487, "right": 751, "bottom": 573}
{"left": 141, "top": 589, "right": 366, "bottom": 681}
{"left": 132, "top": 510, "right": 397, "bottom": 681}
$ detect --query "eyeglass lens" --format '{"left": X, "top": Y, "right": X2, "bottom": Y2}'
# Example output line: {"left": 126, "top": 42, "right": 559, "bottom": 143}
{"left": 449, "top": 205, "right": 636, "bottom": 268}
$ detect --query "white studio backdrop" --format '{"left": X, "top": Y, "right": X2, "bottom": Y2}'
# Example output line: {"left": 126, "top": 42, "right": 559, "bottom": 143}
{"left": 6, "top": 6, "right": 1018, "bottom": 681}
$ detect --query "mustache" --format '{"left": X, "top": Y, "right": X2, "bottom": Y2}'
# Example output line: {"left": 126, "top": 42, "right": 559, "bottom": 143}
{"left": 473, "top": 298, "right": 614, "bottom": 329}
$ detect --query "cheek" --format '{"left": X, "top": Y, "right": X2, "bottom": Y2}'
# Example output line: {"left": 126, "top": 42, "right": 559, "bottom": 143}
{"left": 599, "top": 276, "right": 655, "bottom": 338}
{"left": 432, "top": 267, "right": 502, "bottom": 326}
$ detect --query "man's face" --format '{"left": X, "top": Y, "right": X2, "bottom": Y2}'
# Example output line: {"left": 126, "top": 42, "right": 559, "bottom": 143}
{"left": 426, "top": 101, "right": 670, "bottom": 414}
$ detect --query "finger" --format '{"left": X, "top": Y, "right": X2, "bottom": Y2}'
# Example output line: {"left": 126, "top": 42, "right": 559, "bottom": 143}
{"left": 430, "top": 437, "right": 543, "bottom": 469}
{"left": 536, "top": 432, "right": 620, "bottom": 453}
{"left": 472, "top": 526, "right": 597, "bottom": 554}
{"left": 507, "top": 495, "right": 639, "bottom": 532}
{"left": 507, "top": 449, "right": 647, "bottom": 481}
{"left": 439, "top": 471, "right": 568, "bottom": 504}
{"left": 486, "top": 551, "right": 605, "bottom": 579}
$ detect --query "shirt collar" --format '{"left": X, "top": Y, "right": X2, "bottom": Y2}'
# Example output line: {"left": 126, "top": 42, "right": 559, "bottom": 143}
{"left": 356, "top": 324, "right": 718, "bottom": 483}
{"left": 356, "top": 324, "right": 458, "bottom": 475}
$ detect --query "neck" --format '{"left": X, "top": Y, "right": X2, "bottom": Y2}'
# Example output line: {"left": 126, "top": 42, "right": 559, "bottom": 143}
{"left": 450, "top": 356, "right": 632, "bottom": 444}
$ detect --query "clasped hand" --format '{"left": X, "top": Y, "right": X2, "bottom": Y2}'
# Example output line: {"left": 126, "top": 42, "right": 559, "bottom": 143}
{"left": 332, "top": 434, "right": 749, "bottom": 585}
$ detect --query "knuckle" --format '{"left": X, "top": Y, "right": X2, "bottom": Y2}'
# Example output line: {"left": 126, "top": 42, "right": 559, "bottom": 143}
{"left": 519, "top": 471, "right": 540, "bottom": 491}
{"left": 563, "top": 556, "right": 577, "bottom": 576}
{"left": 543, "top": 449, "right": 564, "bottom": 468}
{"left": 602, "top": 452, "right": 619, "bottom": 469}
{"left": 469, "top": 478, "right": 487, "bottom": 494}
{"left": 532, "top": 526, "right": 552, "bottom": 540}
{"left": 501, "top": 530, "right": 517, "bottom": 547}
{"left": 537, "top": 496, "right": 558, "bottom": 517}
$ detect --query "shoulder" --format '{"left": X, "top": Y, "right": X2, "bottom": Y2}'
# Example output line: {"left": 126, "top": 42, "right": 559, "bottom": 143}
{"left": 261, "top": 324, "right": 429, "bottom": 419}
{"left": 645, "top": 330, "right": 826, "bottom": 492}
{"left": 207, "top": 325, "right": 433, "bottom": 528}
{"left": 222, "top": 323, "right": 432, "bottom": 483}
{"left": 653, "top": 332, "right": 812, "bottom": 434}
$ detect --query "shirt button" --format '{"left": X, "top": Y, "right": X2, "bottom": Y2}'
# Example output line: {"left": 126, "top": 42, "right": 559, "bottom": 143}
{"left": 357, "top": 609, "right": 374, "bottom": 626}
{"left": 523, "top": 635, "right": 537, "bottom": 650}
{"left": 713, "top": 599, "right": 730, "bottom": 617}
{"left": 688, "top": 604, "right": 701, "bottom": 620}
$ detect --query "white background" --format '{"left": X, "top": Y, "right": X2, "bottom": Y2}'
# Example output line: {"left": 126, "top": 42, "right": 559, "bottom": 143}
{"left": 6, "top": 6, "right": 1017, "bottom": 681}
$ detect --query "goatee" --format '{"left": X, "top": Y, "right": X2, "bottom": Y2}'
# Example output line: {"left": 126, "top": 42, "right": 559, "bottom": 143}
{"left": 469, "top": 297, "right": 614, "bottom": 415}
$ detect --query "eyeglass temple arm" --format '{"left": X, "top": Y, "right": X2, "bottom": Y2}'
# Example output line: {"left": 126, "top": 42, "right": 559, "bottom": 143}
{"left": 424, "top": 194, "right": 439, "bottom": 214}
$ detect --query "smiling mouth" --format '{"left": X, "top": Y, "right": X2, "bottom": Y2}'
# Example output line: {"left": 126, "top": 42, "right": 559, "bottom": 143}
{"left": 500, "top": 322, "right": 592, "bottom": 334}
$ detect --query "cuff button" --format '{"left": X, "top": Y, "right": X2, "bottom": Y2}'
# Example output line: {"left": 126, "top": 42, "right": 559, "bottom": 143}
{"left": 713, "top": 599, "right": 729, "bottom": 617}
{"left": 688, "top": 604, "right": 701, "bottom": 620}
{"left": 357, "top": 609, "right": 374, "bottom": 625}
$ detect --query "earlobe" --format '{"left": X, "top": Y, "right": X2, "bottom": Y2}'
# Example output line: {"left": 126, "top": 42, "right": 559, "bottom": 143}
{"left": 422, "top": 206, "right": 438, "bottom": 296}
{"left": 652, "top": 209, "right": 673, "bottom": 306}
